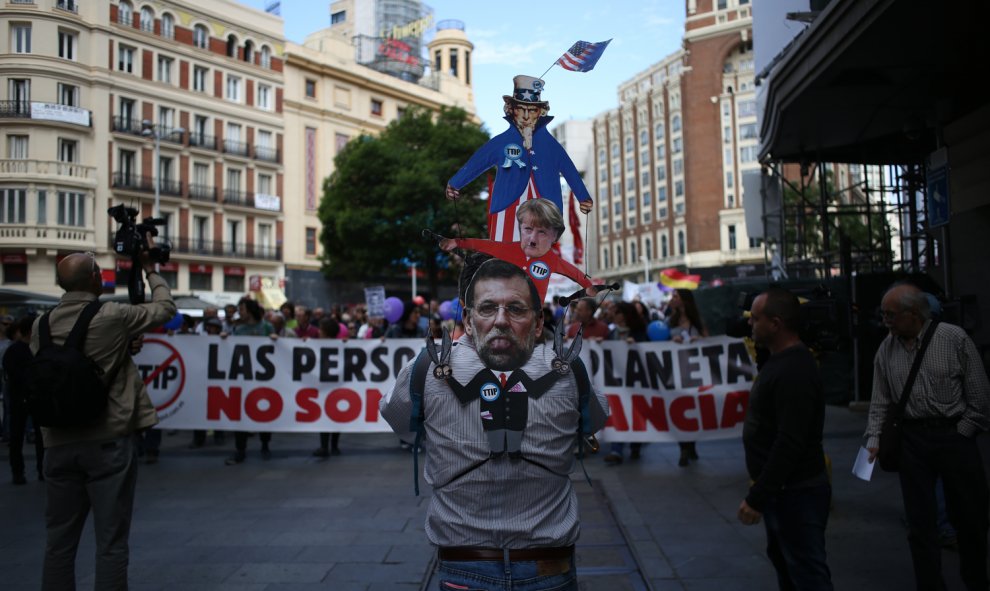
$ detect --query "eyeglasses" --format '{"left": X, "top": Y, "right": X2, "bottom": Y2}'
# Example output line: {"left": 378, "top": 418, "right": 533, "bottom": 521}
{"left": 880, "top": 309, "right": 903, "bottom": 320}
{"left": 468, "top": 303, "right": 535, "bottom": 322}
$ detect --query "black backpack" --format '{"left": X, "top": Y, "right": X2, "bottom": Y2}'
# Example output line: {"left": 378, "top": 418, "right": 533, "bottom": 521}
{"left": 26, "top": 300, "right": 112, "bottom": 428}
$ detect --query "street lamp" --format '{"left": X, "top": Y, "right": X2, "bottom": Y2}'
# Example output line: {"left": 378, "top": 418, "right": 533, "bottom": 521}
{"left": 141, "top": 120, "right": 185, "bottom": 218}
{"left": 641, "top": 255, "right": 651, "bottom": 284}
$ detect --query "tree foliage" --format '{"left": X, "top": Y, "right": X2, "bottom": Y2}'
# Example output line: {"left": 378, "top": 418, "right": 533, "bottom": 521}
{"left": 318, "top": 106, "right": 490, "bottom": 293}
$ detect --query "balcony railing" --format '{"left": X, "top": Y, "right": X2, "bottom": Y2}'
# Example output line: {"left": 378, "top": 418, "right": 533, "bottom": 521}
{"left": 164, "top": 237, "right": 282, "bottom": 261}
{"left": 188, "top": 184, "right": 216, "bottom": 202}
{"left": 222, "top": 189, "right": 254, "bottom": 207}
{"left": 223, "top": 139, "right": 250, "bottom": 157}
{"left": 1, "top": 159, "right": 96, "bottom": 182}
{"left": 112, "top": 115, "right": 144, "bottom": 136}
{"left": 112, "top": 172, "right": 183, "bottom": 196}
{"left": 254, "top": 146, "right": 281, "bottom": 163}
{"left": 0, "top": 100, "right": 92, "bottom": 127}
{"left": 189, "top": 132, "right": 217, "bottom": 150}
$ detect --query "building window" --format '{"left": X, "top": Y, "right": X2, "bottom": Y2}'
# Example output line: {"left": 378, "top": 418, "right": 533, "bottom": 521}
{"left": 726, "top": 171, "right": 734, "bottom": 188}
{"left": 640, "top": 130, "right": 649, "bottom": 146}
{"left": 740, "top": 145, "right": 759, "bottom": 163}
{"left": 260, "top": 46, "right": 271, "bottom": 69}
{"left": 161, "top": 13, "right": 174, "bottom": 39}
{"left": 258, "top": 84, "right": 272, "bottom": 110}
{"left": 7, "top": 136, "right": 28, "bottom": 159}
{"left": 611, "top": 143, "right": 619, "bottom": 158}
{"left": 673, "top": 158, "right": 683, "bottom": 175}
{"left": 1, "top": 189, "right": 27, "bottom": 224}
{"left": 305, "top": 79, "right": 316, "bottom": 98}
{"left": 258, "top": 223, "right": 272, "bottom": 256}
{"left": 243, "top": 41, "right": 254, "bottom": 64}
{"left": 37, "top": 190, "right": 46, "bottom": 224}
{"left": 57, "top": 83, "right": 78, "bottom": 107}
{"left": 119, "top": 1, "right": 133, "bottom": 25}
{"left": 224, "top": 273, "right": 244, "bottom": 292}
{"left": 226, "top": 35, "right": 237, "bottom": 58}
{"left": 658, "top": 186, "right": 667, "bottom": 202}
{"left": 189, "top": 267, "right": 212, "bottom": 290}
{"left": 193, "top": 66, "right": 208, "bottom": 92}
{"left": 371, "top": 99, "right": 383, "bottom": 117}
{"left": 118, "top": 45, "right": 135, "bottom": 73}
{"left": 10, "top": 24, "right": 31, "bottom": 54}
{"left": 434, "top": 49, "right": 442, "bottom": 72}
{"left": 331, "top": 10, "right": 346, "bottom": 24}
{"left": 616, "top": 245, "right": 623, "bottom": 267}
{"left": 661, "top": 235, "right": 668, "bottom": 258}
{"left": 2, "top": 254, "right": 27, "bottom": 284}
{"left": 226, "top": 75, "right": 241, "bottom": 102}
{"left": 226, "top": 219, "right": 240, "bottom": 254}
{"left": 602, "top": 249, "right": 609, "bottom": 269}
{"left": 192, "top": 115, "right": 209, "bottom": 145}
{"left": 58, "top": 138, "right": 77, "bottom": 163}
{"left": 655, "top": 123, "right": 664, "bottom": 138}
{"left": 672, "top": 137, "right": 682, "bottom": 154}
{"left": 449, "top": 48, "right": 458, "bottom": 77}
{"left": 740, "top": 123, "right": 758, "bottom": 140}
{"left": 193, "top": 24, "right": 208, "bottom": 49}
{"left": 674, "top": 180, "right": 683, "bottom": 197}
{"left": 625, "top": 137, "right": 633, "bottom": 153}
{"left": 58, "top": 30, "right": 77, "bottom": 60}
{"left": 57, "top": 191, "right": 85, "bottom": 226}
{"left": 305, "top": 227, "right": 317, "bottom": 256}
{"left": 157, "top": 56, "right": 174, "bottom": 84}
{"left": 678, "top": 230, "right": 685, "bottom": 255}
{"left": 657, "top": 165, "right": 666, "bottom": 181}
{"left": 728, "top": 224, "right": 737, "bottom": 251}
{"left": 57, "top": 0, "right": 78, "bottom": 12}
{"left": 672, "top": 115, "right": 681, "bottom": 133}
{"left": 140, "top": 7, "right": 154, "bottom": 33}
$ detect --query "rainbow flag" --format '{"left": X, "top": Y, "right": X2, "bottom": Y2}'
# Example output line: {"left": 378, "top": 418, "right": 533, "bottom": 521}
{"left": 660, "top": 268, "right": 701, "bottom": 290}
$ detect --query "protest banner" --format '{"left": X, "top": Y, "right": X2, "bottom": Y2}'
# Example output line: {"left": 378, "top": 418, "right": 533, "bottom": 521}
{"left": 134, "top": 336, "right": 754, "bottom": 441}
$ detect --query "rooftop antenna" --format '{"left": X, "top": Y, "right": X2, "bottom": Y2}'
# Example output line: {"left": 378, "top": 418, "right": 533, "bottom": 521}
{"left": 264, "top": 1, "right": 281, "bottom": 16}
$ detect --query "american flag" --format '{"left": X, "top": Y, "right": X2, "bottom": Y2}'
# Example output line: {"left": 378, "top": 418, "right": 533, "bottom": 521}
{"left": 556, "top": 39, "right": 611, "bottom": 72}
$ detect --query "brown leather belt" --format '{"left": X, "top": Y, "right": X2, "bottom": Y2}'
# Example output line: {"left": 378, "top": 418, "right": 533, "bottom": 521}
{"left": 438, "top": 545, "right": 574, "bottom": 562}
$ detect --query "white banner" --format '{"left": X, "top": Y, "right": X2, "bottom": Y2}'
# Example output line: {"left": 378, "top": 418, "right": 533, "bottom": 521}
{"left": 31, "top": 102, "right": 90, "bottom": 126}
{"left": 134, "top": 336, "right": 754, "bottom": 441}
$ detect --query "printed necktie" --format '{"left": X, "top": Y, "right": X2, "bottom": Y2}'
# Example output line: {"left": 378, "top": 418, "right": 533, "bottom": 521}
{"left": 499, "top": 373, "right": 507, "bottom": 388}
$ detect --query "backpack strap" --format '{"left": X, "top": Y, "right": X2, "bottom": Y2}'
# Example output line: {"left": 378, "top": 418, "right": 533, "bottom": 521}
{"left": 64, "top": 300, "right": 104, "bottom": 351}
{"left": 408, "top": 346, "right": 433, "bottom": 496}
{"left": 38, "top": 311, "right": 53, "bottom": 349}
{"left": 570, "top": 357, "right": 596, "bottom": 488}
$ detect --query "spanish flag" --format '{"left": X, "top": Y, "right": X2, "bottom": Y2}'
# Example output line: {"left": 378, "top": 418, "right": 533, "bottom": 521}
{"left": 660, "top": 268, "right": 701, "bottom": 290}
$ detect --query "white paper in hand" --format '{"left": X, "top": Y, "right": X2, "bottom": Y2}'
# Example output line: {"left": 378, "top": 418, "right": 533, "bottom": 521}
{"left": 852, "top": 446, "right": 875, "bottom": 481}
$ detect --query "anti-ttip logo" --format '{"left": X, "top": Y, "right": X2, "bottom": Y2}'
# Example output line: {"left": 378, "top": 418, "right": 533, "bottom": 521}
{"left": 480, "top": 382, "right": 501, "bottom": 402}
{"left": 529, "top": 261, "right": 550, "bottom": 279}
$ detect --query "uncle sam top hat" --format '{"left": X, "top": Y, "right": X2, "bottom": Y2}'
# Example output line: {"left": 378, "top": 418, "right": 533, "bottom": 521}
{"left": 504, "top": 75, "right": 549, "bottom": 106}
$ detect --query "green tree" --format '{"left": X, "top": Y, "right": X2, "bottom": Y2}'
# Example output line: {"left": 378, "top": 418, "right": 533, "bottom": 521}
{"left": 318, "top": 106, "right": 490, "bottom": 295}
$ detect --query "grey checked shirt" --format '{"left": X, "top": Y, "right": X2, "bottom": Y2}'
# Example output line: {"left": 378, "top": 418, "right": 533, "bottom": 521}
{"left": 381, "top": 335, "right": 609, "bottom": 549}
{"left": 865, "top": 320, "right": 990, "bottom": 449}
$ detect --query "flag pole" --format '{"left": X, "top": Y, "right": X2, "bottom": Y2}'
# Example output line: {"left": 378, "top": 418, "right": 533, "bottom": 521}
{"left": 539, "top": 61, "right": 557, "bottom": 79}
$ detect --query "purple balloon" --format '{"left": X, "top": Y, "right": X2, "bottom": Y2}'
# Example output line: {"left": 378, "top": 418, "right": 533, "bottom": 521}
{"left": 438, "top": 300, "right": 454, "bottom": 321}
{"left": 384, "top": 297, "right": 404, "bottom": 324}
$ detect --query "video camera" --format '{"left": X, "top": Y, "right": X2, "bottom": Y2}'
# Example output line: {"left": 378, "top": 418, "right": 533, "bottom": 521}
{"left": 108, "top": 204, "right": 171, "bottom": 303}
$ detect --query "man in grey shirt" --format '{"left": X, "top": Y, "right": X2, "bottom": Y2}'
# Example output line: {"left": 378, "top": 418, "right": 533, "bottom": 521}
{"left": 382, "top": 259, "right": 608, "bottom": 590}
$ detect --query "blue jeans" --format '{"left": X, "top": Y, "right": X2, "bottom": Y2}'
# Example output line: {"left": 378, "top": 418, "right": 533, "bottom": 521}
{"left": 437, "top": 556, "right": 577, "bottom": 591}
{"left": 762, "top": 483, "right": 834, "bottom": 591}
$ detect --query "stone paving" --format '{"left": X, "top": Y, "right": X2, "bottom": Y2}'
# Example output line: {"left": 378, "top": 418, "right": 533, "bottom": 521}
{"left": 1, "top": 407, "right": 979, "bottom": 590}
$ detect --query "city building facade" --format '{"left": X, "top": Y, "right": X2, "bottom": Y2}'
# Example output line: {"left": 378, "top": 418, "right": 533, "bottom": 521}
{"left": 1, "top": 0, "right": 286, "bottom": 303}
{"left": 591, "top": 0, "right": 761, "bottom": 285}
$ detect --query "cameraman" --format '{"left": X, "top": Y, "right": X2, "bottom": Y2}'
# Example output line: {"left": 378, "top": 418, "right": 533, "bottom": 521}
{"left": 34, "top": 250, "right": 175, "bottom": 590}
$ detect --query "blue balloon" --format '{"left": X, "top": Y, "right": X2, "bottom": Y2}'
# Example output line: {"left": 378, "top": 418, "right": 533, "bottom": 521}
{"left": 438, "top": 300, "right": 454, "bottom": 321}
{"left": 451, "top": 299, "right": 463, "bottom": 323}
{"left": 164, "top": 312, "right": 183, "bottom": 331}
{"left": 647, "top": 320, "right": 671, "bottom": 342}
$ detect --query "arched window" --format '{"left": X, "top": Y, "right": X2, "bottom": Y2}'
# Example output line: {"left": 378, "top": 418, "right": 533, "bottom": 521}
{"left": 140, "top": 6, "right": 154, "bottom": 32}
{"left": 161, "top": 13, "right": 174, "bottom": 39}
{"left": 602, "top": 249, "right": 610, "bottom": 269}
{"left": 640, "top": 130, "right": 649, "bottom": 146}
{"left": 118, "top": 1, "right": 133, "bottom": 25}
{"left": 678, "top": 230, "right": 686, "bottom": 255}
{"left": 655, "top": 123, "right": 664, "bottom": 138}
{"left": 611, "top": 143, "right": 619, "bottom": 158}
{"left": 243, "top": 40, "right": 254, "bottom": 63}
{"left": 260, "top": 45, "right": 271, "bottom": 69}
{"left": 630, "top": 242, "right": 638, "bottom": 262}
{"left": 661, "top": 235, "right": 668, "bottom": 258}
{"left": 616, "top": 245, "right": 623, "bottom": 267}
{"left": 625, "top": 137, "right": 633, "bottom": 153}
{"left": 193, "top": 25, "right": 208, "bottom": 49}
{"left": 226, "top": 34, "right": 238, "bottom": 58}
{"left": 645, "top": 238, "right": 653, "bottom": 260}
{"left": 672, "top": 115, "right": 682, "bottom": 133}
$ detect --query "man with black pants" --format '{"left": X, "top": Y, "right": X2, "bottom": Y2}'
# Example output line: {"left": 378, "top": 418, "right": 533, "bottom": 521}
{"left": 866, "top": 283, "right": 989, "bottom": 590}
{"left": 35, "top": 251, "right": 175, "bottom": 590}
{"left": 738, "top": 287, "right": 833, "bottom": 591}
{"left": 381, "top": 259, "right": 608, "bottom": 589}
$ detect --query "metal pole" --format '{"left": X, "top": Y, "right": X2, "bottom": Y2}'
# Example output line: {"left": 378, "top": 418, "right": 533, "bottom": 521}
{"left": 411, "top": 262, "right": 417, "bottom": 299}
{"left": 153, "top": 131, "right": 160, "bottom": 218}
